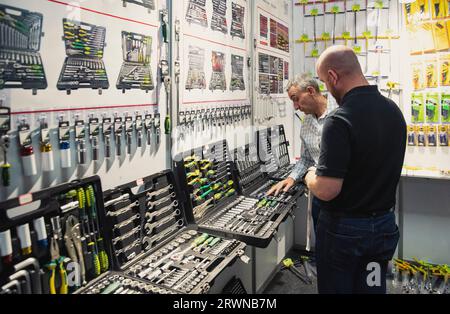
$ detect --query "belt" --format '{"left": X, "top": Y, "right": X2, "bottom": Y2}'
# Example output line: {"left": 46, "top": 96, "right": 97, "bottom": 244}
{"left": 322, "top": 207, "right": 395, "bottom": 219}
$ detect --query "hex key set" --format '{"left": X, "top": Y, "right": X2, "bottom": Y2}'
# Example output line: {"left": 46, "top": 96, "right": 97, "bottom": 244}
{"left": 0, "top": 4, "right": 47, "bottom": 94}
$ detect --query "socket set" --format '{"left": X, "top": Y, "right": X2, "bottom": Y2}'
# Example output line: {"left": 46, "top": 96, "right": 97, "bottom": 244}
{"left": 0, "top": 176, "right": 112, "bottom": 294}
{"left": 230, "top": 54, "right": 245, "bottom": 91}
{"left": 185, "top": 0, "right": 208, "bottom": 27}
{"left": 185, "top": 45, "right": 206, "bottom": 91}
{"left": 117, "top": 31, "right": 154, "bottom": 93}
{"left": 57, "top": 19, "right": 109, "bottom": 95}
{"left": 230, "top": 2, "right": 245, "bottom": 39}
{"left": 122, "top": 0, "right": 155, "bottom": 13}
{"left": 175, "top": 140, "right": 293, "bottom": 248}
{"left": 211, "top": 0, "right": 228, "bottom": 34}
{"left": 0, "top": 4, "right": 47, "bottom": 94}
{"left": 209, "top": 51, "right": 227, "bottom": 91}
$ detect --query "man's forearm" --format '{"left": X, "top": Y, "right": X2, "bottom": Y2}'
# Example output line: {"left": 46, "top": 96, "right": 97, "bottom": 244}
{"left": 304, "top": 170, "right": 343, "bottom": 202}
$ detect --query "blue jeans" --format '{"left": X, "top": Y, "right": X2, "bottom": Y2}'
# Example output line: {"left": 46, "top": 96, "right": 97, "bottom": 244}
{"left": 316, "top": 210, "right": 399, "bottom": 294}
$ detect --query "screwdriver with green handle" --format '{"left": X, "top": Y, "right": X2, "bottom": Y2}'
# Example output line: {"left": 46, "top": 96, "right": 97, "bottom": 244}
{"left": 1, "top": 135, "right": 10, "bottom": 187}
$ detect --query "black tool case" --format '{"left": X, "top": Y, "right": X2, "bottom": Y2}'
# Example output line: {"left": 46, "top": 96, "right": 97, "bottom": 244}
{"left": 122, "top": 0, "right": 156, "bottom": 13}
{"left": 232, "top": 143, "right": 304, "bottom": 206}
{"left": 57, "top": 19, "right": 109, "bottom": 95}
{"left": 0, "top": 4, "right": 47, "bottom": 94}
{"left": 0, "top": 176, "right": 112, "bottom": 295}
{"left": 116, "top": 31, "right": 154, "bottom": 93}
{"left": 257, "top": 125, "right": 295, "bottom": 181}
{"left": 174, "top": 140, "right": 294, "bottom": 248}
{"left": 76, "top": 170, "right": 246, "bottom": 294}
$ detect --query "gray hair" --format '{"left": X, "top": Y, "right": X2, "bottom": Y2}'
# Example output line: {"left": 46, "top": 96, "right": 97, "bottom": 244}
{"left": 286, "top": 73, "right": 320, "bottom": 93}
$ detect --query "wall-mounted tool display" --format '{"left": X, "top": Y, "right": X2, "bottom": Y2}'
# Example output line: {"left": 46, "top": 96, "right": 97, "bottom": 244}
{"left": 74, "top": 117, "right": 87, "bottom": 165}
{"left": 39, "top": 116, "right": 54, "bottom": 173}
{"left": 0, "top": 107, "right": 11, "bottom": 187}
{"left": 102, "top": 116, "right": 113, "bottom": 160}
{"left": 88, "top": 115, "right": 100, "bottom": 162}
{"left": 17, "top": 117, "right": 36, "bottom": 177}
{"left": 0, "top": 4, "right": 47, "bottom": 95}
{"left": 122, "top": 0, "right": 156, "bottom": 13}
{"left": 211, "top": 0, "right": 228, "bottom": 34}
{"left": 258, "top": 52, "right": 285, "bottom": 95}
{"left": 114, "top": 114, "right": 124, "bottom": 157}
{"left": 186, "top": 0, "right": 208, "bottom": 27}
{"left": 209, "top": 51, "right": 227, "bottom": 91}
{"left": 125, "top": 114, "right": 134, "bottom": 155}
{"left": 231, "top": 2, "right": 245, "bottom": 39}
{"left": 0, "top": 176, "right": 111, "bottom": 294}
{"left": 117, "top": 31, "right": 154, "bottom": 93}
{"left": 135, "top": 113, "right": 143, "bottom": 149}
{"left": 186, "top": 46, "right": 207, "bottom": 91}
{"left": 230, "top": 54, "right": 245, "bottom": 91}
{"left": 57, "top": 19, "right": 109, "bottom": 95}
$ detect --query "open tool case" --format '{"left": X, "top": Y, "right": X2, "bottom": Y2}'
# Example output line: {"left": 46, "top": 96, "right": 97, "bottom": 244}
{"left": 258, "top": 125, "right": 295, "bottom": 181}
{"left": 0, "top": 4, "right": 47, "bottom": 94}
{"left": 57, "top": 19, "right": 109, "bottom": 95}
{"left": 117, "top": 31, "right": 154, "bottom": 93}
{"left": 174, "top": 140, "right": 295, "bottom": 248}
{"left": 76, "top": 170, "right": 246, "bottom": 294}
{"left": 233, "top": 143, "right": 304, "bottom": 207}
{"left": 186, "top": 0, "right": 208, "bottom": 27}
{"left": 0, "top": 176, "right": 112, "bottom": 295}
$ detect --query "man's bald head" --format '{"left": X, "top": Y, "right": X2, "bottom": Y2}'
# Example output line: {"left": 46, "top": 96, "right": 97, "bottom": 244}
{"left": 316, "top": 45, "right": 363, "bottom": 78}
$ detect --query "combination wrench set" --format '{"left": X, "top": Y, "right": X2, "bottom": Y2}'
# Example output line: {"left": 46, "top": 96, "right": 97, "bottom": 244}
{"left": 211, "top": 0, "right": 228, "bottom": 34}
{"left": 57, "top": 19, "right": 109, "bottom": 95}
{"left": 230, "top": 54, "right": 245, "bottom": 91}
{"left": 122, "top": 0, "right": 156, "bottom": 13}
{"left": 185, "top": 0, "right": 208, "bottom": 27}
{"left": 230, "top": 2, "right": 246, "bottom": 39}
{"left": 0, "top": 4, "right": 47, "bottom": 94}
{"left": 185, "top": 45, "right": 206, "bottom": 91}
{"left": 117, "top": 31, "right": 154, "bottom": 93}
{"left": 0, "top": 176, "right": 112, "bottom": 294}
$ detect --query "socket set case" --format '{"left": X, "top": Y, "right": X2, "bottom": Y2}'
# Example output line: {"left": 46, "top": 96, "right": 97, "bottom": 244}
{"left": 78, "top": 170, "right": 246, "bottom": 294}
{"left": 117, "top": 31, "right": 154, "bottom": 93}
{"left": 122, "top": 0, "right": 155, "bottom": 13}
{"left": 0, "top": 176, "right": 112, "bottom": 295}
{"left": 174, "top": 140, "right": 295, "bottom": 248}
{"left": 57, "top": 19, "right": 109, "bottom": 95}
{"left": 0, "top": 4, "right": 47, "bottom": 94}
{"left": 233, "top": 143, "right": 304, "bottom": 206}
{"left": 186, "top": 0, "right": 208, "bottom": 27}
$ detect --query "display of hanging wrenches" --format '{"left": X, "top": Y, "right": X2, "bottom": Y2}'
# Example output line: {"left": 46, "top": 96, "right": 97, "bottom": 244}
{"left": 124, "top": 114, "right": 134, "bottom": 155}
{"left": 144, "top": 113, "right": 153, "bottom": 147}
{"left": 114, "top": 115, "right": 123, "bottom": 157}
{"left": 102, "top": 116, "right": 112, "bottom": 159}
{"left": 154, "top": 113, "right": 161, "bottom": 146}
{"left": 74, "top": 117, "right": 87, "bottom": 165}
{"left": 89, "top": 116, "right": 100, "bottom": 161}
{"left": 135, "top": 113, "right": 143, "bottom": 148}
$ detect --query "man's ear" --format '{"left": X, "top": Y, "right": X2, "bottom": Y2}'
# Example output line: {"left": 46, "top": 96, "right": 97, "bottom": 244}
{"left": 328, "top": 69, "right": 338, "bottom": 84}
{"left": 307, "top": 86, "right": 316, "bottom": 95}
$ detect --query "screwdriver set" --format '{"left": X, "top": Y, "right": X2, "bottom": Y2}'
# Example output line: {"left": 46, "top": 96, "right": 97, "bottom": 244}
{"left": 230, "top": 54, "right": 245, "bottom": 91}
{"left": 0, "top": 4, "right": 47, "bottom": 94}
{"left": 211, "top": 0, "right": 228, "bottom": 34}
{"left": 209, "top": 51, "right": 227, "bottom": 91}
{"left": 117, "top": 31, "right": 154, "bottom": 93}
{"left": 57, "top": 19, "right": 109, "bottom": 95}
{"left": 122, "top": 0, "right": 156, "bottom": 13}
{"left": 0, "top": 176, "right": 111, "bottom": 294}
{"left": 185, "top": 0, "right": 208, "bottom": 27}
{"left": 175, "top": 140, "right": 294, "bottom": 248}
{"left": 230, "top": 2, "right": 246, "bottom": 39}
{"left": 185, "top": 45, "right": 206, "bottom": 91}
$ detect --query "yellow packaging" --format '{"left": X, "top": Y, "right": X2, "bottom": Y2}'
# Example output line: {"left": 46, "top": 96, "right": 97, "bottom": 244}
{"left": 425, "top": 59, "right": 438, "bottom": 88}
{"left": 407, "top": 125, "right": 417, "bottom": 146}
{"left": 431, "top": 0, "right": 446, "bottom": 18}
{"left": 438, "top": 125, "right": 449, "bottom": 146}
{"left": 426, "top": 125, "right": 438, "bottom": 146}
{"left": 404, "top": 2, "right": 418, "bottom": 25}
{"left": 417, "top": 125, "right": 426, "bottom": 146}
{"left": 432, "top": 22, "right": 450, "bottom": 50}
{"left": 412, "top": 62, "right": 424, "bottom": 90}
{"left": 440, "top": 55, "right": 450, "bottom": 85}
{"left": 417, "top": 0, "right": 431, "bottom": 20}
{"left": 421, "top": 23, "right": 437, "bottom": 53}
{"left": 407, "top": 25, "right": 423, "bottom": 54}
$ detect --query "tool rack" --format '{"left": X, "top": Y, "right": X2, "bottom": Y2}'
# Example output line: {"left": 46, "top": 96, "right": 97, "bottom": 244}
{"left": 0, "top": 176, "right": 112, "bottom": 294}
{"left": 77, "top": 170, "right": 246, "bottom": 294}
{"left": 122, "top": 0, "right": 156, "bottom": 13}
{"left": 0, "top": 4, "right": 47, "bottom": 95}
{"left": 117, "top": 31, "right": 154, "bottom": 93}
{"left": 57, "top": 19, "right": 109, "bottom": 95}
{"left": 174, "top": 140, "right": 295, "bottom": 248}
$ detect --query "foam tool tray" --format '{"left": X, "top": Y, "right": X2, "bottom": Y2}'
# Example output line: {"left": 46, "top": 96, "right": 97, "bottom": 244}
{"left": 0, "top": 176, "right": 112, "bottom": 295}
{"left": 122, "top": 0, "right": 156, "bottom": 13}
{"left": 0, "top": 4, "right": 47, "bottom": 94}
{"left": 233, "top": 144, "right": 304, "bottom": 206}
{"left": 174, "top": 140, "right": 293, "bottom": 248}
{"left": 57, "top": 19, "right": 109, "bottom": 95}
{"left": 257, "top": 125, "right": 295, "bottom": 181}
{"left": 117, "top": 31, "right": 154, "bottom": 93}
{"left": 81, "top": 170, "right": 246, "bottom": 294}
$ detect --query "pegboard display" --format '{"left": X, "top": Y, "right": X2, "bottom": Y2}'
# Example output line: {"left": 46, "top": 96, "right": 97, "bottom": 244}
{"left": 0, "top": 0, "right": 168, "bottom": 201}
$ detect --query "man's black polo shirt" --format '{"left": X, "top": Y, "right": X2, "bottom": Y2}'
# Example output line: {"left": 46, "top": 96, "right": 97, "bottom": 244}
{"left": 316, "top": 85, "right": 407, "bottom": 216}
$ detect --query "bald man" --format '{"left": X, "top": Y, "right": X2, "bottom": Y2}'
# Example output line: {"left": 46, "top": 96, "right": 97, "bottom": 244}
{"left": 302, "top": 46, "right": 407, "bottom": 294}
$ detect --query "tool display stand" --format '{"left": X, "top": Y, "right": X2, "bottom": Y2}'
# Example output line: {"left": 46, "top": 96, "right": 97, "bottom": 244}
{"left": 0, "top": 4, "right": 47, "bottom": 94}
{"left": 77, "top": 170, "right": 246, "bottom": 294}
{"left": 117, "top": 31, "right": 154, "bottom": 93}
{"left": 0, "top": 176, "right": 112, "bottom": 295}
{"left": 57, "top": 19, "right": 109, "bottom": 95}
{"left": 122, "top": 0, "right": 155, "bottom": 13}
{"left": 233, "top": 144, "right": 305, "bottom": 207}
{"left": 174, "top": 140, "right": 294, "bottom": 248}
{"left": 186, "top": 0, "right": 208, "bottom": 27}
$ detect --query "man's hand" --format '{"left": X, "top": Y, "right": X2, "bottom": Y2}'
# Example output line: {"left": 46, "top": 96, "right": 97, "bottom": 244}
{"left": 266, "top": 177, "right": 295, "bottom": 197}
